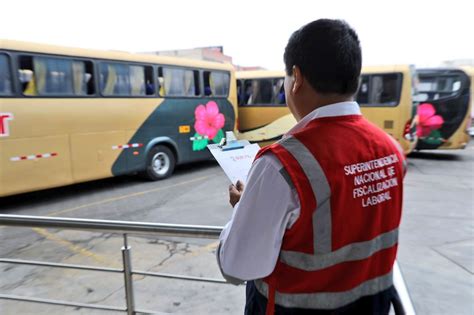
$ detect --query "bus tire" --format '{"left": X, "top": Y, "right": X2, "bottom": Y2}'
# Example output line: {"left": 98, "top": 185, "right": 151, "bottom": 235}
{"left": 142, "top": 145, "right": 176, "bottom": 180}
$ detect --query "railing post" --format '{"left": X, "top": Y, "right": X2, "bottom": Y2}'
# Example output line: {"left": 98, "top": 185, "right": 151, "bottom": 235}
{"left": 121, "top": 234, "right": 135, "bottom": 315}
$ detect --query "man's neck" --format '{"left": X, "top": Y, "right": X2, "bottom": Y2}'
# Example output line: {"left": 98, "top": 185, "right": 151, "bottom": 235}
{"left": 298, "top": 96, "right": 354, "bottom": 120}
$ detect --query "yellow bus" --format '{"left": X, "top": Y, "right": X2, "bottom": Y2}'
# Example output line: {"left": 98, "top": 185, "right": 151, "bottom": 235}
{"left": 415, "top": 67, "right": 471, "bottom": 150}
{"left": 236, "top": 66, "right": 419, "bottom": 154}
{"left": 0, "top": 40, "right": 237, "bottom": 197}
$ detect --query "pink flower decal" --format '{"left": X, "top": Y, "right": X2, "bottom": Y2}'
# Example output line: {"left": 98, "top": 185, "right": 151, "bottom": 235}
{"left": 194, "top": 101, "right": 225, "bottom": 139}
{"left": 417, "top": 103, "right": 444, "bottom": 137}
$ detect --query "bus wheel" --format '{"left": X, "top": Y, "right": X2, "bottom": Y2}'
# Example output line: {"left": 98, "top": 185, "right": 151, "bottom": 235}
{"left": 143, "top": 145, "right": 175, "bottom": 180}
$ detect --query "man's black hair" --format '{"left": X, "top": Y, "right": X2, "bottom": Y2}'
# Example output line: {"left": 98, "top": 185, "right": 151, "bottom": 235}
{"left": 284, "top": 19, "right": 362, "bottom": 95}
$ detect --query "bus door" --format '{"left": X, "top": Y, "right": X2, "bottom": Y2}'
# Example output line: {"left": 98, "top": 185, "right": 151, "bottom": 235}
{"left": 67, "top": 61, "right": 133, "bottom": 181}
{"left": 415, "top": 69, "right": 471, "bottom": 150}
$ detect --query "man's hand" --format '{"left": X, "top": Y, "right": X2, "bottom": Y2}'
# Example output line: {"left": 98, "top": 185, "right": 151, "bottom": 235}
{"left": 229, "top": 180, "right": 245, "bottom": 207}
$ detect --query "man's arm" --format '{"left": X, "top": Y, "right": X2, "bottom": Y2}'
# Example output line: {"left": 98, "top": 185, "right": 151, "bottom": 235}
{"left": 217, "top": 153, "right": 300, "bottom": 283}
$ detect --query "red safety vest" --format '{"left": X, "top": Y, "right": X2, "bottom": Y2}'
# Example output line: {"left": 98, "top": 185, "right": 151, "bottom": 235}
{"left": 254, "top": 114, "right": 405, "bottom": 314}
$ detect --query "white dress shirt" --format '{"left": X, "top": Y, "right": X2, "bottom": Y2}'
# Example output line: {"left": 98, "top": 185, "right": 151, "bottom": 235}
{"left": 218, "top": 102, "right": 361, "bottom": 283}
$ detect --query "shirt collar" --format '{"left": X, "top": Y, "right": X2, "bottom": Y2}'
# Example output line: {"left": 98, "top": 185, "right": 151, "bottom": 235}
{"left": 285, "top": 101, "right": 361, "bottom": 137}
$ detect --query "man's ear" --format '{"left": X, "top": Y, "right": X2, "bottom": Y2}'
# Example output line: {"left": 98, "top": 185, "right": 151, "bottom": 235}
{"left": 292, "top": 66, "right": 303, "bottom": 94}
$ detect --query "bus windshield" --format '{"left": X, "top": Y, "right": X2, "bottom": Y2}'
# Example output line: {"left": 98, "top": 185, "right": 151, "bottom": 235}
{"left": 415, "top": 69, "right": 471, "bottom": 150}
{"left": 417, "top": 73, "right": 464, "bottom": 101}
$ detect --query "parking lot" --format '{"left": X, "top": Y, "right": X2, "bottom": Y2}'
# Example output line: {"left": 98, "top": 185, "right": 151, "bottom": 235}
{"left": 0, "top": 143, "right": 473, "bottom": 314}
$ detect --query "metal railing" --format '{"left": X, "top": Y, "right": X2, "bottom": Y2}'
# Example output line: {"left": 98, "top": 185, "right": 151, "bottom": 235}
{"left": 0, "top": 214, "right": 416, "bottom": 315}
{"left": 0, "top": 214, "right": 227, "bottom": 314}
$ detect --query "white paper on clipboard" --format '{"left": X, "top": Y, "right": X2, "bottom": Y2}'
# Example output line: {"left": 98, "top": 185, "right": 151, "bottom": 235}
{"left": 207, "top": 140, "right": 260, "bottom": 185}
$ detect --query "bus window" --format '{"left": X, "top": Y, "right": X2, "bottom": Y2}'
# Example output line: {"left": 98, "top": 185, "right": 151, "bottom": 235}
{"left": 243, "top": 80, "right": 252, "bottom": 104}
{"left": 273, "top": 78, "right": 285, "bottom": 104}
{"left": 36, "top": 56, "right": 74, "bottom": 95}
{"left": 157, "top": 67, "right": 164, "bottom": 96}
{"left": 418, "top": 74, "right": 463, "bottom": 100}
{"left": 0, "top": 54, "right": 12, "bottom": 95}
{"left": 160, "top": 67, "right": 199, "bottom": 97}
{"left": 100, "top": 62, "right": 131, "bottom": 96}
{"left": 19, "top": 56, "right": 94, "bottom": 96}
{"left": 185, "top": 69, "right": 199, "bottom": 96}
{"left": 203, "top": 71, "right": 229, "bottom": 97}
{"left": 357, "top": 76, "right": 369, "bottom": 104}
{"left": 72, "top": 61, "right": 86, "bottom": 95}
{"left": 130, "top": 65, "right": 146, "bottom": 96}
{"left": 357, "top": 73, "right": 402, "bottom": 106}
{"left": 72, "top": 60, "right": 95, "bottom": 95}
{"left": 128, "top": 65, "right": 154, "bottom": 96}
{"left": 144, "top": 66, "right": 155, "bottom": 95}
{"left": 100, "top": 63, "right": 154, "bottom": 97}
{"left": 18, "top": 56, "right": 36, "bottom": 95}
{"left": 243, "top": 79, "right": 273, "bottom": 105}
{"left": 237, "top": 79, "right": 243, "bottom": 105}
{"left": 193, "top": 70, "right": 201, "bottom": 96}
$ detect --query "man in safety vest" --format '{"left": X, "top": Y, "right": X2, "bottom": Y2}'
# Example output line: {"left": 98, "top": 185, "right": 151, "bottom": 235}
{"left": 217, "top": 19, "right": 406, "bottom": 315}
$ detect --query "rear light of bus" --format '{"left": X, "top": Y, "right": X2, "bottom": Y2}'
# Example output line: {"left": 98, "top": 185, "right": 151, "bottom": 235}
{"left": 404, "top": 119, "right": 414, "bottom": 141}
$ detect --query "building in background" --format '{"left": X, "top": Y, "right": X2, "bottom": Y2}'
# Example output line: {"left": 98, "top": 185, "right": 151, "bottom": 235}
{"left": 442, "top": 59, "right": 474, "bottom": 67}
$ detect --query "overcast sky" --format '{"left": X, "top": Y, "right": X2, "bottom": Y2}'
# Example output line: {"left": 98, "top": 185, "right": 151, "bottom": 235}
{"left": 1, "top": 0, "right": 472, "bottom": 69}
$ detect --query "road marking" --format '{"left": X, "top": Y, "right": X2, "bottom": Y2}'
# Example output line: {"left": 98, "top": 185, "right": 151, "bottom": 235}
{"left": 190, "top": 240, "right": 219, "bottom": 255}
{"left": 29, "top": 175, "right": 216, "bottom": 265}
{"left": 32, "top": 227, "right": 121, "bottom": 268}
{"left": 204, "top": 240, "right": 220, "bottom": 251}
{"left": 47, "top": 174, "right": 214, "bottom": 217}
{"left": 186, "top": 240, "right": 220, "bottom": 259}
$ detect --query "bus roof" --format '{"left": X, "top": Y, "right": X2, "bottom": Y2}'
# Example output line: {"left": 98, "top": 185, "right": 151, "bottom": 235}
{"left": 0, "top": 39, "right": 234, "bottom": 71}
{"left": 236, "top": 70, "right": 285, "bottom": 79}
{"left": 459, "top": 66, "right": 474, "bottom": 77}
{"left": 361, "top": 65, "right": 413, "bottom": 74}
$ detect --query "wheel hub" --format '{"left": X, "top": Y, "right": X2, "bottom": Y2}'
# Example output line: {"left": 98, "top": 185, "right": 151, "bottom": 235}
{"left": 151, "top": 152, "right": 170, "bottom": 176}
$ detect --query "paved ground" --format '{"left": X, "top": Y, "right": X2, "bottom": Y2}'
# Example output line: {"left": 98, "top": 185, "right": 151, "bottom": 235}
{"left": 0, "top": 142, "right": 473, "bottom": 314}
{"left": 398, "top": 144, "right": 473, "bottom": 314}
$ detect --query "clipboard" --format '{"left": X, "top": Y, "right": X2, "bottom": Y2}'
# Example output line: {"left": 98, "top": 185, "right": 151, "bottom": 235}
{"left": 207, "top": 132, "right": 260, "bottom": 185}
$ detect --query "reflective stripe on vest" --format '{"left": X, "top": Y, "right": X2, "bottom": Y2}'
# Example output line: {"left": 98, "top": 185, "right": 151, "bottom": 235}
{"left": 255, "top": 271, "right": 393, "bottom": 309}
{"left": 279, "top": 136, "right": 332, "bottom": 255}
